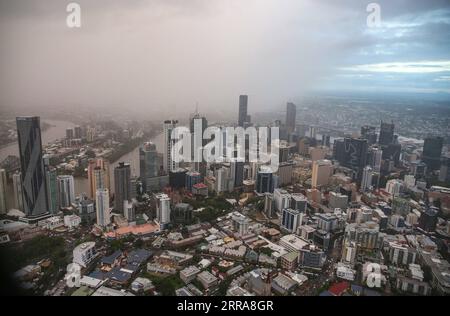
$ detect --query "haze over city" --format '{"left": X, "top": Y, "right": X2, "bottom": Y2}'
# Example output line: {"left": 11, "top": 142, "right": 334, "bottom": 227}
{"left": 0, "top": 0, "right": 449, "bottom": 120}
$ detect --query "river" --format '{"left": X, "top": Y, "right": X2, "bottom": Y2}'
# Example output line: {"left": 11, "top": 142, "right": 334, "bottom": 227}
{"left": 74, "top": 133, "right": 164, "bottom": 195}
{"left": 0, "top": 119, "right": 78, "bottom": 162}
{"left": 0, "top": 118, "right": 164, "bottom": 207}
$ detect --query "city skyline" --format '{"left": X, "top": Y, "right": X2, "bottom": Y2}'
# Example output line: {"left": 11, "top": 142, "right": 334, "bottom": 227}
{"left": 0, "top": 0, "right": 449, "bottom": 301}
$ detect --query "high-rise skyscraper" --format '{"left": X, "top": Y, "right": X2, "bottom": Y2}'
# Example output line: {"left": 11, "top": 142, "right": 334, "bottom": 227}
{"left": 94, "top": 167, "right": 105, "bottom": 190}
{"left": 139, "top": 142, "right": 158, "bottom": 192}
{"left": 370, "top": 147, "right": 383, "bottom": 173}
{"left": 281, "top": 208, "right": 301, "bottom": 233}
{"left": 238, "top": 95, "right": 248, "bottom": 127}
{"left": 422, "top": 136, "right": 443, "bottom": 171}
{"left": 163, "top": 120, "right": 178, "bottom": 173}
{"left": 66, "top": 128, "right": 74, "bottom": 139}
{"left": 346, "top": 138, "right": 368, "bottom": 172}
{"left": 335, "top": 138, "right": 368, "bottom": 179}
{"left": 74, "top": 126, "right": 82, "bottom": 139}
{"left": 0, "top": 169, "right": 7, "bottom": 214}
{"left": 361, "top": 166, "right": 373, "bottom": 192}
{"left": 361, "top": 125, "right": 377, "bottom": 145}
{"left": 256, "top": 166, "right": 275, "bottom": 193}
{"left": 88, "top": 158, "right": 110, "bottom": 198}
{"left": 16, "top": 116, "right": 49, "bottom": 218}
{"left": 155, "top": 193, "right": 171, "bottom": 230}
{"left": 190, "top": 112, "right": 208, "bottom": 176}
{"left": 311, "top": 159, "right": 333, "bottom": 188}
{"left": 286, "top": 102, "right": 297, "bottom": 133}
{"left": 96, "top": 188, "right": 110, "bottom": 227}
{"left": 233, "top": 161, "right": 244, "bottom": 187}
{"left": 43, "top": 155, "right": 58, "bottom": 214}
{"left": 57, "top": 175, "right": 75, "bottom": 209}
{"left": 379, "top": 121, "right": 395, "bottom": 145}
{"left": 114, "top": 162, "right": 131, "bottom": 215}
{"left": 12, "top": 171, "right": 24, "bottom": 211}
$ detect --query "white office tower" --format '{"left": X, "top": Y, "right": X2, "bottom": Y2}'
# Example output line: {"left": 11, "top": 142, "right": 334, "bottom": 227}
{"left": 232, "top": 214, "right": 250, "bottom": 236}
{"left": 215, "top": 167, "right": 230, "bottom": 193}
{"left": 372, "top": 148, "right": 382, "bottom": 173}
{"left": 274, "top": 188, "right": 291, "bottom": 212}
{"left": 406, "top": 212, "right": 419, "bottom": 226}
{"left": 0, "top": 169, "right": 7, "bottom": 214}
{"left": 12, "top": 171, "right": 24, "bottom": 211}
{"left": 361, "top": 166, "right": 373, "bottom": 192}
{"left": 73, "top": 242, "right": 96, "bottom": 268}
{"left": 329, "top": 192, "right": 348, "bottom": 210}
{"left": 155, "top": 193, "right": 171, "bottom": 229}
{"left": 123, "top": 200, "right": 135, "bottom": 221}
{"left": 96, "top": 188, "right": 110, "bottom": 227}
{"left": 385, "top": 179, "right": 404, "bottom": 196}
{"left": 404, "top": 174, "right": 416, "bottom": 189}
{"left": 341, "top": 241, "right": 357, "bottom": 267}
{"left": 163, "top": 120, "right": 178, "bottom": 173}
{"left": 57, "top": 175, "right": 75, "bottom": 209}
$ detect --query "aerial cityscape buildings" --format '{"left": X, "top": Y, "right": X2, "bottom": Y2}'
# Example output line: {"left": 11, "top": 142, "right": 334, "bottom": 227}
{"left": 0, "top": 0, "right": 449, "bottom": 301}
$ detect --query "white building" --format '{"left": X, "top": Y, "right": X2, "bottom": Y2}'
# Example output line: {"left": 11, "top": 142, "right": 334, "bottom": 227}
{"left": 197, "top": 270, "right": 218, "bottom": 289}
{"left": 404, "top": 175, "right": 416, "bottom": 189}
{"left": 64, "top": 214, "right": 81, "bottom": 229}
{"left": 386, "top": 179, "right": 404, "bottom": 196}
{"left": 274, "top": 189, "right": 291, "bottom": 212}
{"left": 155, "top": 193, "right": 171, "bottom": 229}
{"left": 215, "top": 167, "right": 231, "bottom": 193}
{"left": 336, "top": 262, "right": 356, "bottom": 281}
{"left": 123, "top": 200, "right": 135, "bottom": 221}
{"left": 329, "top": 192, "right": 348, "bottom": 210}
{"left": 372, "top": 148, "right": 382, "bottom": 172}
{"left": 232, "top": 214, "right": 250, "bottom": 236}
{"left": 38, "top": 216, "right": 64, "bottom": 230}
{"left": 341, "top": 241, "right": 357, "bottom": 267}
{"left": 406, "top": 212, "right": 419, "bottom": 226}
{"left": 180, "top": 265, "right": 201, "bottom": 284}
{"left": 96, "top": 188, "right": 110, "bottom": 227}
{"left": 279, "top": 234, "right": 309, "bottom": 253}
{"left": 73, "top": 241, "right": 96, "bottom": 268}
{"left": 361, "top": 166, "right": 373, "bottom": 192}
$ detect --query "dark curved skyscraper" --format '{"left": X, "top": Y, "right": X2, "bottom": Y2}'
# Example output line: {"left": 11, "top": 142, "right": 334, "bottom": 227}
{"left": 16, "top": 116, "right": 49, "bottom": 217}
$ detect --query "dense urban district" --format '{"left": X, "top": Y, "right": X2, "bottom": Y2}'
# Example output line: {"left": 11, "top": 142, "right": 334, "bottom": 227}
{"left": 0, "top": 95, "right": 450, "bottom": 297}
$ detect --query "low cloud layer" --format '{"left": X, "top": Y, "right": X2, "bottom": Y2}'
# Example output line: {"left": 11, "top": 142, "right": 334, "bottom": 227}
{"left": 0, "top": 0, "right": 449, "bottom": 120}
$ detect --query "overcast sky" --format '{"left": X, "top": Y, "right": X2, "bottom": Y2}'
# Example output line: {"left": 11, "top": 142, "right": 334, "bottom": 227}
{"left": 0, "top": 0, "right": 449, "bottom": 119}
